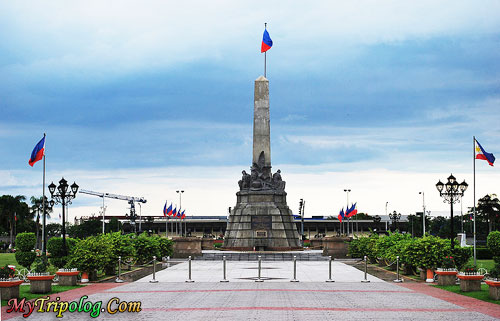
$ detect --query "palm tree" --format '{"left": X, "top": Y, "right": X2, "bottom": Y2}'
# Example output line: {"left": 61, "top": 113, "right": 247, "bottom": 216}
{"left": 30, "top": 196, "right": 52, "bottom": 249}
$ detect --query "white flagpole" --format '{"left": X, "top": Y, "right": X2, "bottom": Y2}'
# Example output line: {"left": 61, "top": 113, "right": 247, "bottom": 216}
{"left": 473, "top": 136, "right": 477, "bottom": 265}
{"left": 42, "top": 133, "right": 46, "bottom": 255}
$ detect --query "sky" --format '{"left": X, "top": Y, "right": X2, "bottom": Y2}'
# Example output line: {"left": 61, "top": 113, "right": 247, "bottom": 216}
{"left": 1, "top": 1, "right": 499, "bottom": 224}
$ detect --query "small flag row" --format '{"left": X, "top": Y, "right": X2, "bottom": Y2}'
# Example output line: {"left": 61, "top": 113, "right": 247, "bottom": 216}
{"left": 163, "top": 201, "right": 186, "bottom": 219}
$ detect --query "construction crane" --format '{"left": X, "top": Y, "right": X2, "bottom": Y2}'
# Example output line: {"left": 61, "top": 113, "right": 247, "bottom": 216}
{"left": 79, "top": 189, "right": 147, "bottom": 233}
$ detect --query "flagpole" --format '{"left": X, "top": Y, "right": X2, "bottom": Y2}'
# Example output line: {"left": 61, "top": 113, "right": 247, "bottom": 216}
{"left": 473, "top": 136, "right": 477, "bottom": 265}
{"left": 42, "top": 133, "right": 46, "bottom": 255}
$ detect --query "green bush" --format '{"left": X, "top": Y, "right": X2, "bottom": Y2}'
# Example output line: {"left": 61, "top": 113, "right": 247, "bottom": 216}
{"left": 451, "top": 246, "right": 472, "bottom": 270}
{"left": 214, "top": 242, "right": 222, "bottom": 248}
{"left": 100, "top": 232, "right": 136, "bottom": 275}
{"left": 347, "top": 234, "right": 379, "bottom": 261}
{"left": 0, "top": 264, "right": 16, "bottom": 279}
{"left": 67, "top": 235, "right": 112, "bottom": 272}
{"left": 47, "top": 237, "right": 77, "bottom": 268}
{"left": 15, "top": 233, "right": 36, "bottom": 252}
{"left": 488, "top": 263, "right": 500, "bottom": 279}
{"left": 157, "top": 237, "right": 174, "bottom": 258}
{"left": 487, "top": 231, "right": 500, "bottom": 263}
{"left": 14, "top": 251, "right": 36, "bottom": 269}
{"left": 32, "top": 256, "right": 48, "bottom": 273}
{"left": 132, "top": 233, "right": 161, "bottom": 264}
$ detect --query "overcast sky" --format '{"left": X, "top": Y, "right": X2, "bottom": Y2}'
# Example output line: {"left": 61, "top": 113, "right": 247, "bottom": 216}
{"left": 1, "top": 1, "right": 499, "bottom": 223}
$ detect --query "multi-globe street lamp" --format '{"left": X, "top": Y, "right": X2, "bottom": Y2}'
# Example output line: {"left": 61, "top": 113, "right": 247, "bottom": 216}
{"left": 435, "top": 174, "right": 468, "bottom": 250}
{"left": 48, "top": 178, "right": 79, "bottom": 256}
{"left": 389, "top": 210, "right": 401, "bottom": 231}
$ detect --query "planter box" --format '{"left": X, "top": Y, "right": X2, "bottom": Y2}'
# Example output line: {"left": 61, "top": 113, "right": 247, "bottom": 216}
{"left": 457, "top": 274, "right": 484, "bottom": 292}
{"left": 27, "top": 275, "right": 55, "bottom": 294}
{"left": 0, "top": 279, "right": 23, "bottom": 300}
{"left": 485, "top": 280, "right": 500, "bottom": 300}
{"left": 435, "top": 269, "right": 457, "bottom": 286}
{"left": 56, "top": 271, "right": 80, "bottom": 286}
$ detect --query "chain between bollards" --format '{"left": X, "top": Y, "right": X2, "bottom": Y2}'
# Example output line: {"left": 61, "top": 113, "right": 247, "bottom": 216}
{"left": 326, "top": 256, "right": 334, "bottom": 282}
{"left": 291, "top": 255, "right": 299, "bottom": 282}
{"left": 220, "top": 255, "right": 229, "bottom": 282}
{"left": 255, "top": 255, "right": 264, "bottom": 282}
{"left": 361, "top": 255, "right": 370, "bottom": 283}
{"left": 149, "top": 256, "right": 158, "bottom": 283}
{"left": 393, "top": 255, "right": 403, "bottom": 283}
{"left": 185, "top": 255, "right": 194, "bottom": 283}
{"left": 115, "top": 256, "right": 124, "bottom": 283}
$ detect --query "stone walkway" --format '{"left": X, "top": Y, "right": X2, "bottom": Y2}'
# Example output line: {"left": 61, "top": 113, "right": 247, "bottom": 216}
{"left": 2, "top": 261, "right": 500, "bottom": 320}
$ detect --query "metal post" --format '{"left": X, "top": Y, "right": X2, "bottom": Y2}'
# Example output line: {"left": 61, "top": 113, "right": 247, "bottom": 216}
{"left": 361, "top": 256, "right": 370, "bottom": 283}
{"left": 255, "top": 255, "right": 264, "bottom": 282}
{"left": 220, "top": 255, "right": 229, "bottom": 282}
{"left": 326, "top": 256, "right": 334, "bottom": 282}
{"left": 394, "top": 256, "right": 402, "bottom": 283}
{"left": 186, "top": 256, "right": 194, "bottom": 283}
{"left": 150, "top": 256, "right": 158, "bottom": 283}
{"left": 115, "top": 256, "right": 124, "bottom": 283}
{"left": 291, "top": 256, "right": 299, "bottom": 282}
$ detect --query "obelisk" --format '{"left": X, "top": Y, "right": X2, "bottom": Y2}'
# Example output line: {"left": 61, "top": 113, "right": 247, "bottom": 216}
{"left": 223, "top": 76, "right": 301, "bottom": 251}
{"left": 253, "top": 76, "right": 271, "bottom": 168}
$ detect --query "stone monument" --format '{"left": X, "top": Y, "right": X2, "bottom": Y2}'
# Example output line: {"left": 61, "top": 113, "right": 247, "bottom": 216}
{"left": 223, "top": 76, "right": 301, "bottom": 250}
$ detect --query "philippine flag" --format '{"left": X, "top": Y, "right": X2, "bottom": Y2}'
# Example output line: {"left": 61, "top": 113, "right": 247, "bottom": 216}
{"left": 346, "top": 203, "right": 358, "bottom": 218}
{"left": 177, "top": 208, "right": 182, "bottom": 218}
{"left": 166, "top": 203, "right": 173, "bottom": 216}
{"left": 338, "top": 208, "right": 345, "bottom": 222}
{"left": 172, "top": 207, "right": 177, "bottom": 217}
{"left": 180, "top": 210, "right": 186, "bottom": 220}
{"left": 163, "top": 201, "right": 167, "bottom": 217}
{"left": 475, "top": 139, "right": 495, "bottom": 166}
{"left": 261, "top": 28, "right": 273, "bottom": 53}
{"left": 29, "top": 136, "right": 45, "bottom": 167}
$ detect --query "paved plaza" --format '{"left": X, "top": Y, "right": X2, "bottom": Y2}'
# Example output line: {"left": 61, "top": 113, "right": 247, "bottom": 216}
{"left": 3, "top": 260, "right": 500, "bottom": 320}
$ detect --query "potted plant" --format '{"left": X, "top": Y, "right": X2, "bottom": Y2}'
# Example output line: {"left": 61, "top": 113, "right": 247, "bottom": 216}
{"left": 0, "top": 264, "right": 22, "bottom": 300}
{"left": 27, "top": 256, "right": 55, "bottom": 294}
{"left": 435, "top": 256, "right": 458, "bottom": 286}
{"left": 485, "top": 263, "right": 500, "bottom": 300}
{"left": 457, "top": 262, "right": 484, "bottom": 292}
{"left": 56, "top": 268, "right": 80, "bottom": 286}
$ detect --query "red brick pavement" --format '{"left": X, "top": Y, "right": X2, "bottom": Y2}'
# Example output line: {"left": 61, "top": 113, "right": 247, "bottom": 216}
{"left": 398, "top": 283, "right": 500, "bottom": 319}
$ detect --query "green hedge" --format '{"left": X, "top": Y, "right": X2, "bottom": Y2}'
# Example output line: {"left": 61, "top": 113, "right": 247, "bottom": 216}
{"left": 487, "top": 231, "right": 500, "bottom": 263}
{"left": 47, "top": 237, "right": 77, "bottom": 268}
{"left": 14, "top": 233, "right": 37, "bottom": 268}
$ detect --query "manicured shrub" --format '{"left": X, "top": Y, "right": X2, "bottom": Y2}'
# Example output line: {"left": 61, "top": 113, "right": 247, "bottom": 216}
{"left": 100, "top": 232, "right": 136, "bottom": 275}
{"left": 451, "top": 246, "right": 471, "bottom": 270}
{"left": 14, "top": 233, "right": 37, "bottom": 269}
{"left": 487, "top": 231, "right": 500, "bottom": 263}
{"left": 47, "top": 237, "right": 77, "bottom": 268}
{"left": 32, "top": 256, "right": 48, "bottom": 273}
{"left": 15, "top": 233, "right": 36, "bottom": 252}
{"left": 157, "top": 236, "right": 174, "bottom": 258}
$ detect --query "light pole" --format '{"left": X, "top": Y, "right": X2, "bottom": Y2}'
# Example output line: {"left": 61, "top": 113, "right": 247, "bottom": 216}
{"left": 48, "top": 178, "right": 79, "bottom": 256}
{"left": 344, "top": 189, "right": 350, "bottom": 236}
{"left": 389, "top": 210, "right": 401, "bottom": 231}
{"left": 176, "top": 190, "right": 184, "bottom": 236}
{"left": 436, "top": 174, "right": 468, "bottom": 250}
{"left": 299, "top": 199, "right": 304, "bottom": 245}
{"left": 385, "top": 202, "right": 388, "bottom": 231}
{"left": 419, "top": 192, "right": 426, "bottom": 236}
{"left": 137, "top": 202, "right": 142, "bottom": 233}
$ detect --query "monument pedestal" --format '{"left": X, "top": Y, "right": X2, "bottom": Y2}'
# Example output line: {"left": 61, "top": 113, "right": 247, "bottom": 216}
{"left": 224, "top": 190, "right": 301, "bottom": 251}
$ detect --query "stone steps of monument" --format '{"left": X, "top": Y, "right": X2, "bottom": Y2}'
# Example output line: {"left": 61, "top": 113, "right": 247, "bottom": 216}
{"left": 197, "top": 251, "right": 329, "bottom": 261}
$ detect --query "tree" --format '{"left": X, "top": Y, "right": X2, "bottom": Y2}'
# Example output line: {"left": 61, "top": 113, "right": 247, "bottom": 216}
{"left": 476, "top": 194, "right": 500, "bottom": 233}
{"left": 0, "top": 195, "right": 32, "bottom": 246}
{"left": 45, "top": 223, "right": 62, "bottom": 238}
{"left": 30, "top": 196, "right": 53, "bottom": 249}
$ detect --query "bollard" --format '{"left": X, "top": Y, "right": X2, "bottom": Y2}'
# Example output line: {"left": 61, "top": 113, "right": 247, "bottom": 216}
{"left": 149, "top": 256, "right": 159, "bottom": 283}
{"left": 185, "top": 256, "right": 194, "bottom": 283}
{"left": 326, "top": 256, "right": 334, "bottom": 282}
{"left": 361, "top": 255, "right": 370, "bottom": 283}
{"left": 291, "top": 256, "right": 299, "bottom": 282}
{"left": 255, "top": 255, "right": 264, "bottom": 282}
{"left": 220, "top": 255, "right": 229, "bottom": 283}
{"left": 393, "top": 256, "right": 403, "bottom": 283}
{"left": 115, "top": 256, "right": 124, "bottom": 283}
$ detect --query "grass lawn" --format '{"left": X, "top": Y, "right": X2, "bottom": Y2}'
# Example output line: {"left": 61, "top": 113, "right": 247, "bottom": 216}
{"left": 433, "top": 284, "right": 500, "bottom": 305}
{"left": 0, "top": 253, "right": 18, "bottom": 267}
{"left": 475, "top": 259, "right": 495, "bottom": 272}
{"left": 1, "top": 285, "right": 83, "bottom": 306}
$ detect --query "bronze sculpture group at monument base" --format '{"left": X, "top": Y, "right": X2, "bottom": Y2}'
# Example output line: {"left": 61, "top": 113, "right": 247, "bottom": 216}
{"left": 223, "top": 75, "right": 301, "bottom": 251}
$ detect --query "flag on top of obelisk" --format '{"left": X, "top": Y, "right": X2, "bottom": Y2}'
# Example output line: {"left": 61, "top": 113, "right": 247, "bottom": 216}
{"left": 475, "top": 138, "right": 495, "bottom": 166}
{"left": 29, "top": 135, "right": 46, "bottom": 166}
{"left": 261, "top": 27, "right": 273, "bottom": 53}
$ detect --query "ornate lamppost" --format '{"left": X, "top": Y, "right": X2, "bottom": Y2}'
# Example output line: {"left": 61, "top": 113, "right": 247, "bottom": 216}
{"left": 389, "top": 210, "right": 401, "bottom": 231}
{"left": 48, "top": 178, "right": 79, "bottom": 256}
{"left": 436, "top": 174, "right": 467, "bottom": 250}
